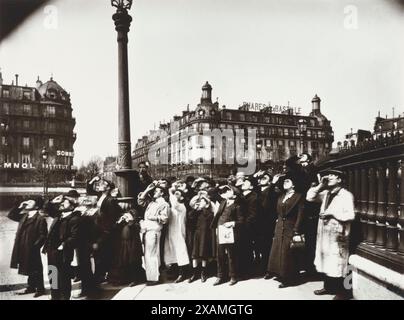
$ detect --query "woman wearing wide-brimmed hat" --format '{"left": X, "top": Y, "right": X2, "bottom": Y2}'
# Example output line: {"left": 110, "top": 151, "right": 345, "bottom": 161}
{"left": 266, "top": 172, "right": 305, "bottom": 288}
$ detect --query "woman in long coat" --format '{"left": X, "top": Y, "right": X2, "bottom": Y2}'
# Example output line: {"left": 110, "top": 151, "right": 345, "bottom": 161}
{"left": 267, "top": 173, "right": 305, "bottom": 288}
{"left": 164, "top": 184, "right": 190, "bottom": 282}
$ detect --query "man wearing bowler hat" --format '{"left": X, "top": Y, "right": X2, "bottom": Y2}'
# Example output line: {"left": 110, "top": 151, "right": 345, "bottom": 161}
{"left": 8, "top": 197, "right": 48, "bottom": 298}
{"left": 306, "top": 169, "right": 355, "bottom": 299}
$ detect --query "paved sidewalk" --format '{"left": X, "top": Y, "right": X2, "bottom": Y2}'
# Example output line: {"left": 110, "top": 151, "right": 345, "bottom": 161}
{"left": 113, "top": 276, "right": 335, "bottom": 300}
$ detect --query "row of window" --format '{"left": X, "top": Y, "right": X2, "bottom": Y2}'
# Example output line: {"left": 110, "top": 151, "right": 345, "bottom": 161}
{"left": 1, "top": 136, "right": 72, "bottom": 149}
{"left": 166, "top": 138, "right": 329, "bottom": 153}
{"left": 6, "top": 119, "right": 72, "bottom": 133}
{"left": 1, "top": 89, "right": 32, "bottom": 100}
{"left": 175, "top": 123, "right": 330, "bottom": 139}
{"left": 1, "top": 103, "right": 72, "bottom": 118}
{"left": 2, "top": 88, "right": 68, "bottom": 101}
{"left": 176, "top": 111, "right": 318, "bottom": 127}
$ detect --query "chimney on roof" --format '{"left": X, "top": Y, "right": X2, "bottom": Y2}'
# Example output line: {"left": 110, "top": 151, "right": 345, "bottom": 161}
{"left": 15, "top": 74, "right": 18, "bottom": 86}
{"left": 36, "top": 76, "right": 42, "bottom": 88}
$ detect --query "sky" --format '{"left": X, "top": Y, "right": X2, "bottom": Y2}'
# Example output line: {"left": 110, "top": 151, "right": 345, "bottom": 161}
{"left": 1, "top": 0, "right": 403, "bottom": 166}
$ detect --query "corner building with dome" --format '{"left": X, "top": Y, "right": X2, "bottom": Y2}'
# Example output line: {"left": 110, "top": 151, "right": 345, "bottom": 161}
{"left": 0, "top": 73, "right": 76, "bottom": 184}
{"left": 133, "top": 81, "right": 335, "bottom": 179}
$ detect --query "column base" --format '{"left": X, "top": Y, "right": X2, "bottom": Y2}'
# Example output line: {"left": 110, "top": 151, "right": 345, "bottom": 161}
{"left": 114, "top": 168, "right": 139, "bottom": 198}
{"left": 349, "top": 254, "right": 404, "bottom": 300}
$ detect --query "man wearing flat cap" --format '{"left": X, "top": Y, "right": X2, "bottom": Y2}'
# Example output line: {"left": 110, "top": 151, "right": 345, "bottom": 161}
{"left": 306, "top": 169, "right": 355, "bottom": 299}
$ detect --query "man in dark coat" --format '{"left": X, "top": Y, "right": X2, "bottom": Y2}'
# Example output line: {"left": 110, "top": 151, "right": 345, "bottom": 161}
{"left": 253, "top": 171, "right": 280, "bottom": 277}
{"left": 8, "top": 197, "right": 47, "bottom": 297}
{"left": 211, "top": 185, "right": 244, "bottom": 286}
{"left": 86, "top": 176, "right": 122, "bottom": 285}
{"left": 43, "top": 197, "right": 81, "bottom": 300}
{"left": 237, "top": 176, "right": 258, "bottom": 279}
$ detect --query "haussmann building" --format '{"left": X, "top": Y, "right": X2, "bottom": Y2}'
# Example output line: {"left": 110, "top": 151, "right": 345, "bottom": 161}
{"left": 0, "top": 73, "right": 77, "bottom": 184}
{"left": 133, "top": 82, "right": 334, "bottom": 179}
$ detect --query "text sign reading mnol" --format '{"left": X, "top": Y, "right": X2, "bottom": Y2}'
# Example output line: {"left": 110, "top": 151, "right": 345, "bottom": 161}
{"left": 0, "top": 162, "right": 74, "bottom": 170}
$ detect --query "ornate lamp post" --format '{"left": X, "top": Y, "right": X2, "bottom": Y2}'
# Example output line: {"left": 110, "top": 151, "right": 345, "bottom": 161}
{"left": 111, "top": 0, "right": 136, "bottom": 198}
{"left": 41, "top": 146, "right": 49, "bottom": 196}
{"left": 298, "top": 119, "right": 307, "bottom": 154}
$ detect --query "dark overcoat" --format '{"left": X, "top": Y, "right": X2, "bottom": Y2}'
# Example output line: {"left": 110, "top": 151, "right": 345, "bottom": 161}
{"left": 188, "top": 208, "right": 215, "bottom": 259}
{"left": 267, "top": 192, "right": 305, "bottom": 281}
{"left": 9, "top": 207, "right": 48, "bottom": 275}
{"left": 43, "top": 211, "right": 80, "bottom": 265}
{"left": 210, "top": 199, "right": 244, "bottom": 243}
{"left": 256, "top": 186, "right": 279, "bottom": 240}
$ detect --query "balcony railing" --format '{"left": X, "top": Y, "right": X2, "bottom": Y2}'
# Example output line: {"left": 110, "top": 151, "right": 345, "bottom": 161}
{"left": 318, "top": 131, "right": 404, "bottom": 273}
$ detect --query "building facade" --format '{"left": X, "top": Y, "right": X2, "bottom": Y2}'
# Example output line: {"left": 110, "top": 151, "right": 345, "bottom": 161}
{"left": 0, "top": 73, "right": 77, "bottom": 184}
{"left": 133, "top": 82, "right": 334, "bottom": 179}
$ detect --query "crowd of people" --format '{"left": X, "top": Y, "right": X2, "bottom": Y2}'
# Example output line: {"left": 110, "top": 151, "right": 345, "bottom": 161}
{"left": 7, "top": 154, "right": 356, "bottom": 300}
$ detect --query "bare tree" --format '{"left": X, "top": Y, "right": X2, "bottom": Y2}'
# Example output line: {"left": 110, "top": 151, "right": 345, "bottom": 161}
{"left": 86, "top": 156, "right": 103, "bottom": 179}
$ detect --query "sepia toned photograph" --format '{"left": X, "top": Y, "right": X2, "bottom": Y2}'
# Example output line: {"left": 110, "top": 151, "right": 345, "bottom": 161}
{"left": 0, "top": 0, "right": 403, "bottom": 306}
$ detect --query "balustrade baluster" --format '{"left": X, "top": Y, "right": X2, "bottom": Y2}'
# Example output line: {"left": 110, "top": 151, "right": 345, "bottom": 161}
{"left": 348, "top": 169, "right": 355, "bottom": 195}
{"left": 398, "top": 160, "right": 404, "bottom": 255}
{"left": 354, "top": 167, "right": 366, "bottom": 241}
{"left": 386, "top": 161, "right": 399, "bottom": 252}
{"left": 362, "top": 167, "right": 374, "bottom": 243}
{"left": 375, "top": 164, "right": 387, "bottom": 247}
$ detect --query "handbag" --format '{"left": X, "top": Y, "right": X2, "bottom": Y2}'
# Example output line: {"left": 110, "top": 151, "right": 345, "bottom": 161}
{"left": 290, "top": 233, "right": 305, "bottom": 249}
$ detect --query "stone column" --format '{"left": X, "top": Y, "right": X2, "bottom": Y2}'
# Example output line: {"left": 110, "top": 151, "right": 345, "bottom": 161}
{"left": 112, "top": 7, "right": 135, "bottom": 197}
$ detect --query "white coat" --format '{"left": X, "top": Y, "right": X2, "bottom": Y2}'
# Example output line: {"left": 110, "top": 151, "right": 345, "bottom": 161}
{"left": 164, "top": 194, "right": 190, "bottom": 266}
{"left": 306, "top": 186, "right": 355, "bottom": 278}
{"left": 141, "top": 197, "right": 169, "bottom": 281}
